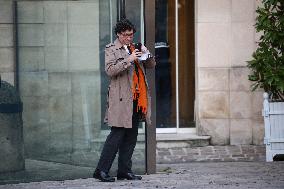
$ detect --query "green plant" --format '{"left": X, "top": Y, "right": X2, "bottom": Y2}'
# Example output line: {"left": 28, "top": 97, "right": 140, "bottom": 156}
{"left": 247, "top": 0, "right": 284, "bottom": 101}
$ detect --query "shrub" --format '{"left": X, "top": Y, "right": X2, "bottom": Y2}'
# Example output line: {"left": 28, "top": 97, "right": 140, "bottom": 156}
{"left": 247, "top": 0, "right": 284, "bottom": 101}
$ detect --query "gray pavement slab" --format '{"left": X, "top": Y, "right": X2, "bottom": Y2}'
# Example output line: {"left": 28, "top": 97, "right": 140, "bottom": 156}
{"left": 0, "top": 162, "right": 284, "bottom": 189}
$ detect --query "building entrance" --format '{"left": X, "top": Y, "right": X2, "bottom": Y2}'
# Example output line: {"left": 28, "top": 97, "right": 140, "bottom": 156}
{"left": 155, "top": 0, "right": 195, "bottom": 133}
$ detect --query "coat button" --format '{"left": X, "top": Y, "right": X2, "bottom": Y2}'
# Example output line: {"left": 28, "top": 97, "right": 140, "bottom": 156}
{"left": 120, "top": 98, "right": 122, "bottom": 101}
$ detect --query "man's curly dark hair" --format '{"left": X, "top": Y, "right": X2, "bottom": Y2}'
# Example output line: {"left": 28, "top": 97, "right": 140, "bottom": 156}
{"left": 114, "top": 19, "right": 136, "bottom": 35}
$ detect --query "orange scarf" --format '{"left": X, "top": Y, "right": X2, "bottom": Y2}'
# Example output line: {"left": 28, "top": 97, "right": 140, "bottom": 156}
{"left": 129, "top": 44, "right": 148, "bottom": 115}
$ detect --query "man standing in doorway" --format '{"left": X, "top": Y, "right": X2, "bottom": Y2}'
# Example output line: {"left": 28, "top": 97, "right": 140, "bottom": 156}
{"left": 93, "top": 19, "right": 156, "bottom": 182}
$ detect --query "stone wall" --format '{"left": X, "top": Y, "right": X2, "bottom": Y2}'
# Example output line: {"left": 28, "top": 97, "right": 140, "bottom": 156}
{"left": 157, "top": 145, "right": 265, "bottom": 163}
{"left": 196, "top": 0, "right": 264, "bottom": 145}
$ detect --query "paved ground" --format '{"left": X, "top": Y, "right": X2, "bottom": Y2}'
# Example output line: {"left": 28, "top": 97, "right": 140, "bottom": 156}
{"left": 1, "top": 162, "right": 284, "bottom": 189}
{"left": 1, "top": 145, "right": 283, "bottom": 188}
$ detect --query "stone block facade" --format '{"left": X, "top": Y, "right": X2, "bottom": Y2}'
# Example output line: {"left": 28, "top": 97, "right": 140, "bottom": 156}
{"left": 196, "top": 0, "right": 264, "bottom": 145}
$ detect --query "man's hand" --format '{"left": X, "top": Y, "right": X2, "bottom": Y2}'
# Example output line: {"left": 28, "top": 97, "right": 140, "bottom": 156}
{"left": 128, "top": 49, "right": 142, "bottom": 62}
{"left": 141, "top": 45, "right": 150, "bottom": 54}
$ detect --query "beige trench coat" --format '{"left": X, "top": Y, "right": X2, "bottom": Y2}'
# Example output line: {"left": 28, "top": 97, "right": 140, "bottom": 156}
{"left": 104, "top": 39, "right": 156, "bottom": 128}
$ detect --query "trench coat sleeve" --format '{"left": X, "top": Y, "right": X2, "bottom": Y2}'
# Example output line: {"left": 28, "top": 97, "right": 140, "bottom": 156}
{"left": 142, "top": 56, "right": 156, "bottom": 69}
{"left": 105, "top": 47, "right": 131, "bottom": 77}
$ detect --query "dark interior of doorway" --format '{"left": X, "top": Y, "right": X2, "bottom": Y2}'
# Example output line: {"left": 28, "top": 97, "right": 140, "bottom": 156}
{"left": 155, "top": 0, "right": 195, "bottom": 128}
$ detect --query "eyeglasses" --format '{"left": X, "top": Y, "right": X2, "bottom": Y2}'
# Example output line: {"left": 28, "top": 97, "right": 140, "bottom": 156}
{"left": 120, "top": 32, "right": 134, "bottom": 37}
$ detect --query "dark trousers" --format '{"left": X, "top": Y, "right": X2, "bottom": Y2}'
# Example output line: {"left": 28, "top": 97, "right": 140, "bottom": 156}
{"left": 96, "top": 102, "right": 139, "bottom": 174}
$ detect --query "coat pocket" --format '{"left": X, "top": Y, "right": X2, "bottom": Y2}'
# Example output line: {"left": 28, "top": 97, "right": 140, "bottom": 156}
{"left": 104, "top": 86, "right": 110, "bottom": 123}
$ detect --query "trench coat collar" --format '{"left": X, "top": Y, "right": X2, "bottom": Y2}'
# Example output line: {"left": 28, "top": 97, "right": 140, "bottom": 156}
{"left": 114, "top": 38, "right": 124, "bottom": 50}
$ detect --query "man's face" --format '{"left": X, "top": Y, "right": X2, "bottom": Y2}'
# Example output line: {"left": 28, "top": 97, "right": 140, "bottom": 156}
{"left": 117, "top": 29, "right": 134, "bottom": 45}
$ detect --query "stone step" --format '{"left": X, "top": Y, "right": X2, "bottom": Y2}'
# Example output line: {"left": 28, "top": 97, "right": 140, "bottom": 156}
{"left": 90, "top": 133, "right": 146, "bottom": 151}
{"left": 156, "top": 145, "right": 266, "bottom": 163}
{"left": 157, "top": 133, "right": 211, "bottom": 148}
{"left": 90, "top": 133, "right": 211, "bottom": 151}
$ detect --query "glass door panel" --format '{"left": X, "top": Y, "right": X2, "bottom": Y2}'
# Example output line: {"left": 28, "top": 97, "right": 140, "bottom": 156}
{"left": 125, "top": 0, "right": 143, "bottom": 43}
{"left": 178, "top": 0, "right": 195, "bottom": 128}
{"left": 0, "top": 0, "right": 145, "bottom": 184}
{"left": 155, "top": 0, "right": 195, "bottom": 130}
{"left": 155, "top": 0, "right": 177, "bottom": 129}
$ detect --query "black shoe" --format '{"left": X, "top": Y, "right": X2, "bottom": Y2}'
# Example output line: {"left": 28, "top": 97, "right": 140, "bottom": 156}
{"left": 93, "top": 169, "right": 115, "bottom": 182}
{"left": 117, "top": 172, "right": 142, "bottom": 180}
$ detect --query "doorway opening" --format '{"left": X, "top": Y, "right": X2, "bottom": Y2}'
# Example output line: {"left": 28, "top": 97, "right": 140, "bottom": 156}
{"left": 155, "top": 0, "right": 195, "bottom": 133}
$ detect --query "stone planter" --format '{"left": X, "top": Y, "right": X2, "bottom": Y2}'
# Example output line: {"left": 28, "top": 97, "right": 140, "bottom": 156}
{"left": 263, "top": 93, "right": 284, "bottom": 161}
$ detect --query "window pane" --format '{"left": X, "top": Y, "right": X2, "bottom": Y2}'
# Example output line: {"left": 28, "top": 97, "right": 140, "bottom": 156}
{"left": 155, "top": 0, "right": 195, "bottom": 129}
{"left": 155, "top": 0, "right": 177, "bottom": 128}
{"left": 0, "top": 0, "right": 145, "bottom": 184}
{"left": 178, "top": 0, "right": 195, "bottom": 128}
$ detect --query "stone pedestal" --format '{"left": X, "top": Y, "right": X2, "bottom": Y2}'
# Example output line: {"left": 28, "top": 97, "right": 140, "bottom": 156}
{"left": 0, "top": 80, "right": 25, "bottom": 173}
